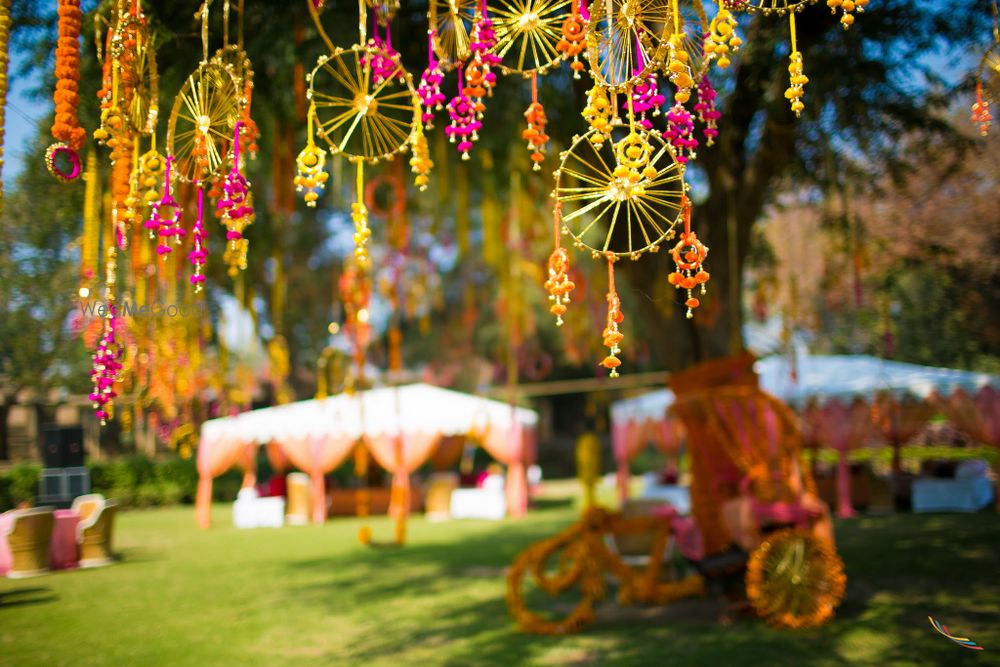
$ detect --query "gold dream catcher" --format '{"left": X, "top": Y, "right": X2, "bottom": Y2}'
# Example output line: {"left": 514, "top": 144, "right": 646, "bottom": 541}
{"left": 550, "top": 105, "right": 697, "bottom": 377}
{"left": 586, "top": 0, "right": 671, "bottom": 93}
{"left": 299, "top": 0, "right": 418, "bottom": 267}
{"left": 166, "top": 4, "right": 243, "bottom": 184}
{"left": 430, "top": 0, "right": 478, "bottom": 68}
{"left": 162, "top": 1, "right": 247, "bottom": 288}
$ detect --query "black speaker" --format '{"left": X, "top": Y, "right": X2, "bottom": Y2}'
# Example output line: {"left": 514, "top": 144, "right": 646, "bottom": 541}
{"left": 40, "top": 426, "right": 85, "bottom": 468}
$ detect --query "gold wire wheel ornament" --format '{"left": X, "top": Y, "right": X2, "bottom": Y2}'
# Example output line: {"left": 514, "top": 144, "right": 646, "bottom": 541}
{"left": 554, "top": 124, "right": 688, "bottom": 260}
{"left": 430, "top": 0, "right": 478, "bottom": 68}
{"left": 745, "top": 529, "right": 847, "bottom": 629}
{"left": 167, "top": 62, "right": 243, "bottom": 183}
{"left": 586, "top": 0, "right": 672, "bottom": 92}
{"left": 212, "top": 44, "right": 253, "bottom": 99}
{"left": 116, "top": 11, "right": 159, "bottom": 136}
{"left": 307, "top": 44, "right": 417, "bottom": 165}
{"left": 489, "top": 0, "right": 574, "bottom": 77}
{"left": 740, "top": 0, "right": 818, "bottom": 15}
{"left": 670, "top": 0, "right": 709, "bottom": 85}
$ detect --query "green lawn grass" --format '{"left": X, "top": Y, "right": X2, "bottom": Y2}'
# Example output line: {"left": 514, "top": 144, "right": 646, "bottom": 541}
{"left": 1, "top": 491, "right": 998, "bottom": 666}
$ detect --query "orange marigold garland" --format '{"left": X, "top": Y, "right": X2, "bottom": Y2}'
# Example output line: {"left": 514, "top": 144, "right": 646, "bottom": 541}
{"left": 972, "top": 81, "right": 992, "bottom": 136}
{"left": 48, "top": 0, "right": 86, "bottom": 181}
{"left": 556, "top": 0, "right": 587, "bottom": 79}
{"left": 522, "top": 73, "right": 549, "bottom": 171}
{"left": 600, "top": 256, "right": 624, "bottom": 377}
{"left": 745, "top": 528, "right": 846, "bottom": 629}
{"left": 543, "top": 202, "right": 574, "bottom": 326}
{"left": 668, "top": 197, "right": 710, "bottom": 319}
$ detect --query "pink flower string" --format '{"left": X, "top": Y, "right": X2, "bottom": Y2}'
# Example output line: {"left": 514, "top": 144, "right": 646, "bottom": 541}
{"left": 445, "top": 64, "right": 481, "bottom": 160}
{"left": 465, "top": 0, "right": 500, "bottom": 115}
{"left": 146, "top": 155, "right": 184, "bottom": 256}
{"left": 218, "top": 121, "right": 254, "bottom": 248}
{"left": 417, "top": 30, "right": 446, "bottom": 128}
{"left": 623, "top": 40, "right": 665, "bottom": 130}
{"left": 364, "top": 15, "right": 403, "bottom": 84}
{"left": 665, "top": 103, "right": 697, "bottom": 163}
{"left": 694, "top": 76, "right": 721, "bottom": 145}
{"left": 89, "top": 305, "right": 122, "bottom": 425}
{"left": 189, "top": 184, "right": 208, "bottom": 290}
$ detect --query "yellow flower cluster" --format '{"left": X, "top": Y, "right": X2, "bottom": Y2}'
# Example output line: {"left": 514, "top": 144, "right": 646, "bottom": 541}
{"left": 704, "top": 7, "right": 742, "bottom": 69}
{"left": 826, "top": 0, "right": 868, "bottom": 29}
{"left": 581, "top": 85, "right": 613, "bottom": 146}
{"left": 785, "top": 51, "right": 808, "bottom": 117}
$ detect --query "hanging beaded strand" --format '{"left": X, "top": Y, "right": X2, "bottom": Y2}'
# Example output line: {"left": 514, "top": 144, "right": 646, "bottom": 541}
{"left": 557, "top": 0, "right": 587, "bottom": 78}
{"left": 785, "top": 11, "right": 808, "bottom": 117}
{"left": 352, "top": 160, "right": 371, "bottom": 266}
{"left": 625, "top": 40, "right": 665, "bottom": 131}
{"left": 146, "top": 155, "right": 183, "bottom": 256}
{"left": 417, "top": 29, "right": 446, "bottom": 129}
{"left": 704, "top": 4, "right": 741, "bottom": 69}
{"left": 600, "top": 255, "right": 624, "bottom": 378}
{"left": 294, "top": 103, "right": 329, "bottom": 206}
{"left": 465, "top": 0, "right": 500, "bottom": 118}
{"left": 544, "top": 202, "right": 575, "bottom": 325}
{"left": 90, "top": 234, "right": 123, "bottom": 426}
{"left": 522, "top": 72, "right": 550, "bottom": 171}
{"left": 664, "top": 0, "right": 697, "bottom": 162}
{"left": 446, "top": 63, "right": 480, "bottom": 160}
{"left": 189, "top": 183, "right": 208, "bottom": 290}
{"left": 667, "top": 197, "right": 710, "bottom": 318}
{"left": 218, "top": 120, "right": 254, "bottom": 257}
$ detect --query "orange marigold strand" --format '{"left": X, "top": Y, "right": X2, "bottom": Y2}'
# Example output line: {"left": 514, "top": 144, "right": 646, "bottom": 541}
{"left": 51, "top": 0, "right": 84, "bottom": 151}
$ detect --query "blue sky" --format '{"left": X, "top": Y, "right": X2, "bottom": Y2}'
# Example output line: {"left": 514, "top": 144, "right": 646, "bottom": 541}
{"left": 3, "top": 48, "right": 44, "bottom": 182}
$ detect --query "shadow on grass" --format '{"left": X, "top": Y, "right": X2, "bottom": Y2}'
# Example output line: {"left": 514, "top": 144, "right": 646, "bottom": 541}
{"left": 277, "top": 511, "right": 1000, "bottom": 665}
{"left": 0, "top": 586, "right": 58, "bottom": 609}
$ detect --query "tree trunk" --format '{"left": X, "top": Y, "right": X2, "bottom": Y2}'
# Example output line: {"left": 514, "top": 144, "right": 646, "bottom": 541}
{"left": 623, "top": 17, "right": 820, "bottom": 373}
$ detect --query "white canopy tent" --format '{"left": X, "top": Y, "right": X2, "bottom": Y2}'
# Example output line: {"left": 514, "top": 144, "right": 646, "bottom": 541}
{"left": 196, "top": 383, "right": 539, "bottom": 527}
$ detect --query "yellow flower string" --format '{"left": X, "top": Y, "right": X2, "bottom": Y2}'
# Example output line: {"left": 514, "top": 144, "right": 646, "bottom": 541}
{"left": 784, "top": 12, "right": 807, "bottom": 117}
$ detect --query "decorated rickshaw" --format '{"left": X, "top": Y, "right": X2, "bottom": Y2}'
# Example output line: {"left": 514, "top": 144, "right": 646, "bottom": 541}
{"left": 506, "top": 357, "right": 846, "bottom": 634}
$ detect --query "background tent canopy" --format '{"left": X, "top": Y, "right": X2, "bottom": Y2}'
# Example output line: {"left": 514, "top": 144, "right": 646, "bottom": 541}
{"left": 200, "top": 383, "right": 538, "bottom": 446}
{"left": 611, "top": 355, "right": 1000, "bottom": 424}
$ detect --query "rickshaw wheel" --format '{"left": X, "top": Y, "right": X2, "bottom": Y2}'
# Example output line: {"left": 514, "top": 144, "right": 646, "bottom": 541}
{"left": 745, "top": 528, "right": 846, "bottom": 629}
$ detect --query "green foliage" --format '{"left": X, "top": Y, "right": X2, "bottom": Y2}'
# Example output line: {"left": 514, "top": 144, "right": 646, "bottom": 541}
{"left": 87, "top": 455, "right": 204, "bottom": 508}
{"left": 0, "top": 463, "right": 42, "bottom": 510}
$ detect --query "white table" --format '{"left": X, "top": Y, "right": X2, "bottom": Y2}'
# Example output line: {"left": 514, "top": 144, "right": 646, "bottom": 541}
{"left": 639, "top": 484, "right": 692, "bottom": 515}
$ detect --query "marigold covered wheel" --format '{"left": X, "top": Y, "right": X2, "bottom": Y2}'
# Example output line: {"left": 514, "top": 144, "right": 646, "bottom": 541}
{"left": 745, "top": 528, "right": 846, "bottom": 629}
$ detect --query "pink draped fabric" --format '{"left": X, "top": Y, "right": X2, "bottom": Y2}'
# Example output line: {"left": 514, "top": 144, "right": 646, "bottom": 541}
{"left": 196, "top": 438, "right": 250, "bottom": 528}
{"left": 807, "top": 399, "right": 873, "bottom": 518}
{"left": 367, "top": 432, "right": 443, "bottom": 520}
{"left": 874, "top": 395, "right": 934, "bottom": 477}
{"left": 480, "top": 422, "right": 531, "bottom": 517}
{"left": 277, "top": 435, "right": 358, "bottom": 523}
{"left": 934, "top": 386, "right": 1000, "bottom": 510}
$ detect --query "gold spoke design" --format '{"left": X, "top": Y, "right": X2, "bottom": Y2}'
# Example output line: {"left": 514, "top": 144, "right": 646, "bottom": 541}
{"left": 310, "top": 44, "right": 415, "bottom": 162}
{"left": 556, "top": 126, "right": 686, "bottom": 258}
